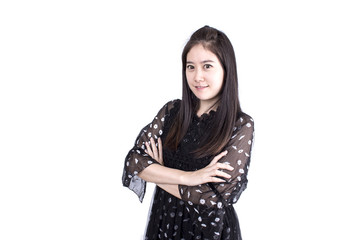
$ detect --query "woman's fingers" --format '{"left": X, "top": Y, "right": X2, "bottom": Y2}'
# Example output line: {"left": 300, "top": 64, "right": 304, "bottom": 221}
{"left": 211, "top": 177, "right": 227, "bottom": 183}
{"left": 145, "top": 137, "right": 164, "bottom": 164}
{"left": 158, "top": 138, "right": 163, "bottom": 164}
{"left": 215, "top": 169, "right": 232, "bottom": 179}
{"left": 150, "top": 138, "right": 159, "bottom": 160}
{"left": 145, "top": 142, "right": 154, "bottom": 158}
{"left": 210, "top": 150, "right": 228, "bottom": 165}
{"left": 216, "top": 162, "right": 234, "bottom": 172}
{"left": 207, "top": 159, "right": 234, "bottom": 182}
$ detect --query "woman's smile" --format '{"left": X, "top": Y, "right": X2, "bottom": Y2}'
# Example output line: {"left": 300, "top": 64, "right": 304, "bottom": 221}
{"left": 186, "top": 44, "right": 224, "bottom": 111}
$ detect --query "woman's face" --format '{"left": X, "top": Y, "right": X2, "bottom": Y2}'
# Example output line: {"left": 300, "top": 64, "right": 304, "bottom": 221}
{"left": 186, "top": 44, "right": 224, "bottom": 109}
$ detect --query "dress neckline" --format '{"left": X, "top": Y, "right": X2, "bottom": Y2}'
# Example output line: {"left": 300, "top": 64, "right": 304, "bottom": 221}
{"left": 194, "top": 109, "right": 216, "bottom": 122}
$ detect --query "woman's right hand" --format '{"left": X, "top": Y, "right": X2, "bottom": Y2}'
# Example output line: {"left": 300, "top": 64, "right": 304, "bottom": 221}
{"left": 145, "top": 137, "right": 163, "bottom": 165}
{"left": 182, "top": 150, "right": 234, "bottom": 186}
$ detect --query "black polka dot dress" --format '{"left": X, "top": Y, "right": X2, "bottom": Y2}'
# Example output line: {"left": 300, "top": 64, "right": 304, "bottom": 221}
{"left": 123, "top": 100, "right": 254, "bottom": 240}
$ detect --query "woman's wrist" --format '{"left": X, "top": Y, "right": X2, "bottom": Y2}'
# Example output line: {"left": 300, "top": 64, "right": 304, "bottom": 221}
{"left": 179, "top": 171, "right": 189, "bottom": 186}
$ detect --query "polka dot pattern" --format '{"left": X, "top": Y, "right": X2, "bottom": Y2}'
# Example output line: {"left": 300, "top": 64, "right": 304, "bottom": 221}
{"left": 178, "top": 115, "right": 254, "bottom": 208}
{"left": 123, "top": 100, "right": 254, "bottom": 239}
{"left": 122, "top": 100, "right": 177, "bottom": 202}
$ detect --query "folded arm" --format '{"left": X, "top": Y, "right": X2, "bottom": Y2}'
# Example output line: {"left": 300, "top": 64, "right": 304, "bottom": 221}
{"left": 178, "top": 116, "right": 255, "bottom": 207}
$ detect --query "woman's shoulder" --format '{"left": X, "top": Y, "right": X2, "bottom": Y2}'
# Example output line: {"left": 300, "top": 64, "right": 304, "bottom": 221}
{"left": 165, "top": 99, "right": 181, "bottom": 108}
{"left": 155, "top": 99, "right": 181, "bottom": 118}
{"left": 235, "top": 111, "right": 254, "bottom": 129}
{"left": 159, "top": 99, "right": 181, "bottom": 112}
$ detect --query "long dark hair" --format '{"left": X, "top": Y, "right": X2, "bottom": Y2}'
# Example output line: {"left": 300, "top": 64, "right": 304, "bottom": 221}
{"left": 165, "top": 25, "right": 242, "bottom": 158}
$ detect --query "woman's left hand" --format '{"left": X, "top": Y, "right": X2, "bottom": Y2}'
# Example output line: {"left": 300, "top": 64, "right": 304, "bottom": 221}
{"left": 145, "top": 137, "right": 163, "bottom": 165}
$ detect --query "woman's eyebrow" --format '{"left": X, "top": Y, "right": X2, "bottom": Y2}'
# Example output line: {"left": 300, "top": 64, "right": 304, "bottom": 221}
{"left": 186, "top": 60, "right": 215, "bottom": 64}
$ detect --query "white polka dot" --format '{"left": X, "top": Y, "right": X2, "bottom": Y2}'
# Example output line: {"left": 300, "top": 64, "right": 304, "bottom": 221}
{"left": 215, "top": 217, "right": 220, "bottom": 222}
{"left": 198, "top": 216, "right": 202, "bottom": 222}
{"left": 246, "top": 122, "right": 252, "bottom": 127}
{"left": 154, "top": 124, "right": 158, "bottom": 129}
{"left": 237, "top": 160, "right": 242, "bottom": 165}
{"left": 159, "top": 130, "right": 163, "bottom": 135}
{"left": 248, "top": 140, "right": 252, "bottom": 145}
{"left": 217, "top": 202, "right": 222, "bottom": 208}
{"left": 200, "top": 199, "right": 205, "bottom": 204}
{"left": 239, "top": 168, "right": 244, "bottom": 174}
{"left": 148, "top": 132, "right": 152, "bottom": 138}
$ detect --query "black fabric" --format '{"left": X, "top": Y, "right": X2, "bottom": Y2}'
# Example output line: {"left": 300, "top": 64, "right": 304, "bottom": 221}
{"left": 123, "top": 99, "right": 254, "bottom": 240}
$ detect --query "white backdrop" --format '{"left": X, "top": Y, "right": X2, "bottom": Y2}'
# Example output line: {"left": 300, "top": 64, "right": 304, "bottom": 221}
{"left": 1, "top": 0, "right": 360, "bottom": 239}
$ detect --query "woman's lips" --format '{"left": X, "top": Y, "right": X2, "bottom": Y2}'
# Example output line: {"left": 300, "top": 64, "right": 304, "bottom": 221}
{"left": 195, "top": 86, "right": 208, "bottom": 90}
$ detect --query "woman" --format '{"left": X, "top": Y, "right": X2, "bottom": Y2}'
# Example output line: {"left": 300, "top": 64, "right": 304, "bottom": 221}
{"left": 123, "top": 26, "right": 254, "bottom": 240}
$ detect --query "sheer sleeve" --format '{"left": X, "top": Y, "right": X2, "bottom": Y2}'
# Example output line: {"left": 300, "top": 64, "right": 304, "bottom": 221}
{"left": 178, "top": 115, "right": 255, "bottom": 208}
{"left": 122, "top": 99, "right": 179, "bottom": 202}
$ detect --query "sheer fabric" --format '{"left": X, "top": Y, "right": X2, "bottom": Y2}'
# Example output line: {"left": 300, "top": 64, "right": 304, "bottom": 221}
{"left": 123, "top": 100, "right": 177, "bottom": 202}
{"left": 123, "top": 99, "right": 255, "bottom": 240}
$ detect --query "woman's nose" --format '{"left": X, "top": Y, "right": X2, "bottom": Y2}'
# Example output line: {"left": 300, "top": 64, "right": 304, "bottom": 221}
{"left": 194, "top": 69, "right": 204, "bottom": 82}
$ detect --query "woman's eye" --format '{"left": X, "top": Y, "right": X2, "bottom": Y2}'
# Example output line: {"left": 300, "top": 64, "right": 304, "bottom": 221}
{"left": 186, "top": 65, "right": 194, "bottom": 70}
{"left": 204, "top": 64, "right": 212, "bottom": 69}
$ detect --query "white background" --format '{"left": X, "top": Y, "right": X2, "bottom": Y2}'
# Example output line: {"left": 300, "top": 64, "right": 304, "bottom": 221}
{"left": 1, "top": 0, "right": 360, "bottom": 239}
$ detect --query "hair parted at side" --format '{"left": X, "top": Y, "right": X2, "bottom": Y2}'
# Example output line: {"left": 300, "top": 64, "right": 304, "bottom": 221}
{"left": 165, "top": 25, "right": 243, "bottom": 158}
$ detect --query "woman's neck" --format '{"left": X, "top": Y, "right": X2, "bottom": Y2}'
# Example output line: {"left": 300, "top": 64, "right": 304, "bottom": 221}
{"left": 197, "top": 98, "right": 220, "bottom": 117}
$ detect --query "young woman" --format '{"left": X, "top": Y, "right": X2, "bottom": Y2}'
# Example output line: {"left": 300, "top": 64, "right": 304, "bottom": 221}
{"left": 123, "top": 26, "right": 254, "bottom": 240}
